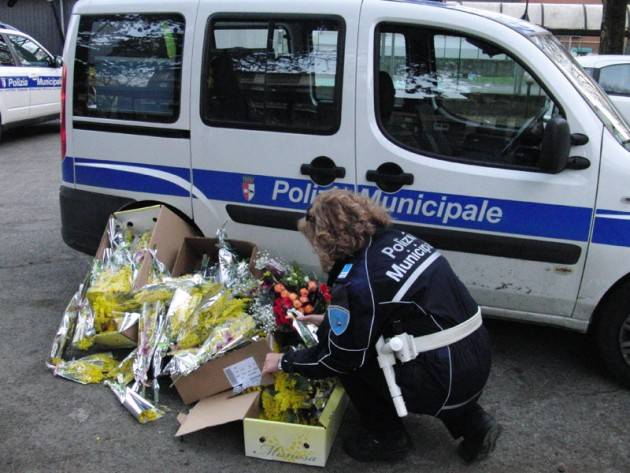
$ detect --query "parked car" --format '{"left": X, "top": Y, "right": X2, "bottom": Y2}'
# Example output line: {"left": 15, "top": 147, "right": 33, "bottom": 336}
{"left": 577, "top": 55, "right": 630, "bottom": 125}
{"left": 0, "top": 21, "right": 62, "bottom": 141}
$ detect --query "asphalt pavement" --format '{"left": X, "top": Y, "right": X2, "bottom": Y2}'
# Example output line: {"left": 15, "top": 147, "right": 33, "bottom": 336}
{"left": 0, "top": 123, "right": 628, "bottom": 473}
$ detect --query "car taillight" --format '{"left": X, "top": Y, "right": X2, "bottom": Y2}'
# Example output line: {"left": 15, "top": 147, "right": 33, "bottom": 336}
{"left": 60, "top": 64, "right": 67, "bottom": 160}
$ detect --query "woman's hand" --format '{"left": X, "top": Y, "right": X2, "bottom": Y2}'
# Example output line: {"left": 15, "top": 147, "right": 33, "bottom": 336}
{"left": 261, "top": 352, "right": 284, "bottom": 375}
{"left": 297, "top": 313, "right": 325, "bottom": 327}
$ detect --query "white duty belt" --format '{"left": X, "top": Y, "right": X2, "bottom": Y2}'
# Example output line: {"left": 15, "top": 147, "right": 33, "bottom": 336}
{"left": 376, "top": 308, "right": 483, "bottom": 417}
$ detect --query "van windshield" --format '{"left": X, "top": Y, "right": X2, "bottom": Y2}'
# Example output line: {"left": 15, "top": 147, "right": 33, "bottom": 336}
{"left": 530, "top": 33, "right": 630, "bottom": 150}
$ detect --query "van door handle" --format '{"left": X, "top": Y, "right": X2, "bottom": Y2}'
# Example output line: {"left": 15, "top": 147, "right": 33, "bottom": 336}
{"left": 300, "top": 164, "right": 345, "bottom": 179}
{"left": 366, "top": 170, "right": 414, "bottom": 185}
{"left": 366, "top": 163, "right": 414, "bottom": 192}
{"left": 300, "top": 156, "right": 345, "bottom": 186}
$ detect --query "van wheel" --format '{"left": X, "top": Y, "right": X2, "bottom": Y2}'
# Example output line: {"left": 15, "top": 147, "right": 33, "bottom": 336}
{"left": 594, "top": 283, "right": 630, "bottom": 388}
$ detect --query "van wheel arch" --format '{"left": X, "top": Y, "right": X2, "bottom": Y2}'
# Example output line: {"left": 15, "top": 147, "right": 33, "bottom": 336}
{"left": 589, "top": 275, "right": 630, "bottom": 388}
{"left": 117, "top": 200, "right": 203, "bottom": 236}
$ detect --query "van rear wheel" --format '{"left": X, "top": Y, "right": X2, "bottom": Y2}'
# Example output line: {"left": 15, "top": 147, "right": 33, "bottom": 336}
{"left": 595, "top": 283, "right": 630, "bottom": 388}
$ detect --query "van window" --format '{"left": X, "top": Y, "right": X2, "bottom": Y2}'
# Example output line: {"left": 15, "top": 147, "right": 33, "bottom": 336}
{"left": 7, "top": 34, "right": 53, "bottom": 67}
{"left": 376, "top": 24, "right": 559, "bottom": 171}
{"left": 73, "top": 14, "right": 185, "bottom": 123}
{"left": 202, "top": 17, "right": 344, "bottom": 134}
{"left": 0, "top": 36, "right": 14, "bottom": 66}
{"left": 598, "top": 64, "right": 630, "bottom": 96}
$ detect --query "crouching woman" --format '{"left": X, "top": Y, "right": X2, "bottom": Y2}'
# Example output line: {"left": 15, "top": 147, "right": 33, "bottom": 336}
{"left": 262, "top": 189, "right": 501, "bottom": 463}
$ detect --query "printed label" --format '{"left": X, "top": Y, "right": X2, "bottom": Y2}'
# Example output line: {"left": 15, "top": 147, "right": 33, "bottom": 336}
{"left": 223, "top": 357, "right": 262, "bottom": 392}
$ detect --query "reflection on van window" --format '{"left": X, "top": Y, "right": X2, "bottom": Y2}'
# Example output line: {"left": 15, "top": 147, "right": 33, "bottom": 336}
{"left": 202, "top": 17, "right": 343, "bottom": 134}
{"left": 0, "top": 36, "right": 14, "bottom": 66}
{"left": 73, "top": 14, "right": 185, "bottom": 123}
{"left": 8, "top": 35, "right": 53, "bottom": 67}
{"left": 376, "top": 24, "right": 558, "bottom": 170}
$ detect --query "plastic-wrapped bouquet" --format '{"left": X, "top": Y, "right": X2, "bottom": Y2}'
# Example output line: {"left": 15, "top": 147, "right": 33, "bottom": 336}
{"left": 255, "top": 254, "right": 331, "bottom": 329}
{"left": 260, "top": 372, "right": 337, "bottom": 425}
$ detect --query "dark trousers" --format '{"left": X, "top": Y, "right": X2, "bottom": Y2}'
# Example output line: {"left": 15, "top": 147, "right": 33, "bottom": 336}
{"left": 340, "top": 354, "right": 489, "bottom": 440}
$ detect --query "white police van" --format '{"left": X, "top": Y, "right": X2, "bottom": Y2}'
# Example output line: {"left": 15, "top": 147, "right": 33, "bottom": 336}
{"left": 59, "top": 0, "right": 630, "bottom": 386}
{"left": 0, "top": 22, "right": 62, "bottom": 141}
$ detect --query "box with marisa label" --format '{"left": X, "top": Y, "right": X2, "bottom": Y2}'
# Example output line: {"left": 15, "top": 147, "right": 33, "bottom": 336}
{"left": 243, "top": 385, "right": 348, "bottom": 467}
{"left": 176, "top": 384, "right": 348, "bottom": 467}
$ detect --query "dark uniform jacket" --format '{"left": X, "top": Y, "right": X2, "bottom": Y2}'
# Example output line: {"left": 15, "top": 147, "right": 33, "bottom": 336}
{"left": 282, "top": 227, "right": 491, "bottom": 416}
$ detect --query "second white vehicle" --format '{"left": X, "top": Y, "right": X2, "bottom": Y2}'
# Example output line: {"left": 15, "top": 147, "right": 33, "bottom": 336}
{"left": 577, "top": 54, "right": 630, "bottom": 126}
{"left": 0, "top": 22, "right": 62, "bottom": 141}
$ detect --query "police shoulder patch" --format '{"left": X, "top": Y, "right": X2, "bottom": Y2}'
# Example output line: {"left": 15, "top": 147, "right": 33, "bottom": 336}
{"left": 328, "top": 305, "right": 350, "bottom": 336}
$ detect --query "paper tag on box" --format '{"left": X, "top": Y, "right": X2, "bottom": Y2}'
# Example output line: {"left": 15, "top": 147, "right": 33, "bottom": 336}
{"left": 223, "top": 357, "right": 262, "bottom": 393}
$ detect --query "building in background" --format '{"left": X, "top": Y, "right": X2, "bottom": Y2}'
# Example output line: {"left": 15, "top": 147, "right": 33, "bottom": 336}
{"left": 0, "top": 0, "right": 77, "bottom": 55}
{"left": 460, "top": 1, "right": 629, "bottom": 54}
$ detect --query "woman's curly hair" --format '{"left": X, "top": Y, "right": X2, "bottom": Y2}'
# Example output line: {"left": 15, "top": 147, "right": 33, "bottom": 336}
{"left": 298, "top": 189, "right": 391, "bottom": 272}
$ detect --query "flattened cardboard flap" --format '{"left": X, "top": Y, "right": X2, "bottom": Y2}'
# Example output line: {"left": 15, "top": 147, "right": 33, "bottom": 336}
{"left": 316, "top": 385, "right": 345, "bottom": 429}
{"left": 176, "top": 390, "right": 260, "bottom": 437}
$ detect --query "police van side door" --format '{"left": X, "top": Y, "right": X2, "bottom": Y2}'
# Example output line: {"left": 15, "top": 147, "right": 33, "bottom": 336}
{"left": 356, "top": 0, "right": 601, "bottom": 318}
{"left": 68, "top": 2, "right": 194, "bottom": 221}
{"left": 190, "top": 0, "right": 359, "bottom": 270}
{"left": 0, "top": 33, "right": 30, "bottom": 123}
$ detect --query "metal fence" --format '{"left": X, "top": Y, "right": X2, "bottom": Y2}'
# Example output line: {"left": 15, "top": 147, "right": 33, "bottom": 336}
{"left": 0, "top": 0, "right": 78, "bottom": 55}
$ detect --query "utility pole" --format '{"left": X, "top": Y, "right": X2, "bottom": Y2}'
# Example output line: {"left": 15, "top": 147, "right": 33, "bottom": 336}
{"left": 599, "top": 0, "right": 629, "bottom": 54}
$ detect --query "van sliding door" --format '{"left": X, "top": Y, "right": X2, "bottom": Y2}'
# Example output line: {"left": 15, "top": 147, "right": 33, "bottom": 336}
{"left": 67, "top": 2, "right": 197, "bottom": 221}
{"left": 190, "top": 1, "right": 360, "bottom": 272}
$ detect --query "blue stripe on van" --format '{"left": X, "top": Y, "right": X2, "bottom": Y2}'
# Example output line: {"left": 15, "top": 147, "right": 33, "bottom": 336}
{"left": 360, "top": 185, "right": 591, "bottom": 242}
{"left": 69, "top": 157, "right": 596, "bottom": 244}
{"left": 73, "top": 157, "right": 190, "bottom": 197}
{"left": 592, "top": 216, "right": 630, "bottom": 247}
{"left": 62, "top": 156, "right": 75, "bottom": 184}
{"left": 191, "top": 168, "right": 592, "bottom": 242}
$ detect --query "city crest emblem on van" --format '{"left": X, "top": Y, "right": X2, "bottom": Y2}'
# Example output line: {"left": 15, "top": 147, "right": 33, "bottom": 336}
{"left": 242, "top": 176, "right": 255, "bottom": 202}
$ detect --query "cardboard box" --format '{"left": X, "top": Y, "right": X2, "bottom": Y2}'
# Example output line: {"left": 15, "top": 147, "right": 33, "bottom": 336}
{"left": 91, "top": 205, "right": 198, "bottom": 348}
{"left": 172, "top": 237, "right": 258, "bottom": 278}
{"left": 169, "top": 236, "right": 263, "bottom": 403}
{"left": 171, "top": 234, "right": 348, "bottom": 466}
{"left": 173, "top": 338, "right": 272, "bottom": 405}
{"left": 176, "top": 385, "right": 348, "bottom": 467}
{"left": 244, "top": 385, "right": 348, "bottom": 467}
{"left": 174, "top": 337, "right": 274, "bottom": 431}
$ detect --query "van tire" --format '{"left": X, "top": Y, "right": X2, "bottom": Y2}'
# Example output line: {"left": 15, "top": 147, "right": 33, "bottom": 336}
{"left": 594, "top": 282, "right": 630, "bottom": 388}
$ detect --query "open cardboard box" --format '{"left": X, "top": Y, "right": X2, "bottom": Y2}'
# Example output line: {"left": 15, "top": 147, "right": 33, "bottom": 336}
{"left": 170, "top": 236, "right": 261, "bottom": 403}
{"left": 173, "top": 337, "right": 272, "bottom": 405}
{"left": 177, "top": 383, "right": 348, "bottom": 468}
{"left": 243, "top": 385, "right": 348, "bottom": 467}
{"left": 91, "top": 205, "right": 198, "bottom": 348}
{"left": 172, "top": 236, "right": 348, "bottom": 466}
{"left": 171, "top": 237, "right": 258, "bottom": 278}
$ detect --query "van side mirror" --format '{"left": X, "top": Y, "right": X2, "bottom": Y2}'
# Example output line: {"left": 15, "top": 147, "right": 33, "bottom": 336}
{"left": 539, "top": 116, "right": 570, "bottom": 173}
{"left": 54, "top": 55, "right": 63, "bottom": 68}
